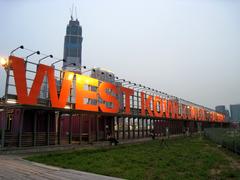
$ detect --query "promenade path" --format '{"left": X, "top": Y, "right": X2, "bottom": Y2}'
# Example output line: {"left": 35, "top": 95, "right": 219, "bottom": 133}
{"left": 0, "top": 155, "right": 122, "bottom": 180}
{"left": 0, "top": 136, "right": 182, "bottom": 179}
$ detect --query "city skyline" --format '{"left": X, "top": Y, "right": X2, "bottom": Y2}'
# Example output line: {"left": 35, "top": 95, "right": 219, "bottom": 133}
{"left": 0, "top": 0, "right": 239, "bottom": 109}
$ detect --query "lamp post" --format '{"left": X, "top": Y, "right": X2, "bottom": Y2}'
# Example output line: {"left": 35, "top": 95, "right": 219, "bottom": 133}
{"left": 72, "top": 65, "right": 86, "bottom": 71}
{"left": 51, "top": 59, "right": 67, "bottom": 82}
{"left": 4, "top": 45, "right": 24, "bottom": 103}
{"left": 38, "top": 54, "right": 53, "bottom": 64}
{"left": 72, "top": 65, "right": 87, "bottom": 74}
{"left": 10, "top": 45, "right": 24, "bottom": 55}
{"left": 134, "top": 85, "right": 146, "bottom": 92}
{"left": 125, "top": 83, "right": 137, "bottom": 88}
{"left": 115, "top": 77, "right": 126, "bottom": 82}
{"left": 25, "top": 51, "right": 40, "bottom": 62}
{"left": 62, "top": 63, "right": 76, "bottom": 69}
{"left": 81, "top": 68, "right": 96, "bottom": 74}
{"left": 51, "top": 59, "right": 66, "bottom": 67}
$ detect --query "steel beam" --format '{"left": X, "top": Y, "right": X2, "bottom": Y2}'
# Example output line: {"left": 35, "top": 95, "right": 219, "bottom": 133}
{"left": 18, "top": 110, "right": 24, "bottom": 147}
{"left": 33, "top": 112, "right": 37, "bottom": 146}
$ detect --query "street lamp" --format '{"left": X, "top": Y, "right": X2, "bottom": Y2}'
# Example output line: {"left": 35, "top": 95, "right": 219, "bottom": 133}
{"left": 25, "top": 51, "right": 40, "bottom": 62}
{"left": 62, "top": 63, "right": 76, "bottom": 69}
{"left": 125, "top": 83, "right": 137, "bottom": 88}
{"left": 73, "top": 65, "right": 86, "bottom": 70}
{"left": 38, "top": 54, "right": 53, "bottom": 64}
{"left": 10, "top": 45, "right": 24, "bottom": 55}
{"left": 51, "top": 59, "right": 66, "bottom": 66}
{"left": 115, "top": 77, "right": 126, "bottom": 82}
{"left": 134, "top": 85, "right": 146, "bottom": 91}
{"left": 72, "top": 65, "right": 87, "bottom": 72}
{"left": 122, "top": 81, "right": 131, "bottom": 85}
{"left": 81, "top": 68, "right": 96, "bottom": 74}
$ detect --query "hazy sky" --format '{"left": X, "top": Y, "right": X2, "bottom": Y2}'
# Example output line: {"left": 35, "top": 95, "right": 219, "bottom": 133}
{"left": 0, "top": 0, "right": 239, "bottom": 109}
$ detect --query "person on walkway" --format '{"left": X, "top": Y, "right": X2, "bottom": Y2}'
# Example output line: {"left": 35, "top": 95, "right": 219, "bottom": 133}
{"left": 107, "top": 133, "right": 119, "bottom": 146}
{"left": 150, "top": 129, "right": 156, "bottom": 140}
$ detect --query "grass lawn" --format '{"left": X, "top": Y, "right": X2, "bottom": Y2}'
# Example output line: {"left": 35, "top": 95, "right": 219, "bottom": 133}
{"left": 26, "top": 137, "right": 240, "bottom": 180}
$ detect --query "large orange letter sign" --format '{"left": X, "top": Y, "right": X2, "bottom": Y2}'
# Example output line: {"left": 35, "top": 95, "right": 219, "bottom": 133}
{"left": 49, "top": 71, "right": 74, "bottom": 108}
{"left": 141, "top": 93, "right": 153, "bottom": 117}
{"left": 75, "top": 74, "right": 99, "bottom": 112}
{"left": 99, "top": 82, "right": 119, "bottom": 113}
{"left": 153, "top": 96, "right": 163, "bottom": 117}
{"left": 10, "top": 56, "right": 73, "bottom": 108}
{"left": 165, "top": 100, "right": 173, "bottom": 118}
{"left": 145, "top": 95, "right": 154, "bottom": 117}
{"left": 120, "top": 87, "right": 134, "bottom": 114}
{"left": 8, "top": 56, "right": 225, "bottom": 122}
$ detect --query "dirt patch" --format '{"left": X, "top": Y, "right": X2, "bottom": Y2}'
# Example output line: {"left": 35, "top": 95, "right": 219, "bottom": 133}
{"left": 218, "top": 148, "right": 240, "bottom": 170}
{"left": 210, "top": 168, "right": 221, "bottom": 176}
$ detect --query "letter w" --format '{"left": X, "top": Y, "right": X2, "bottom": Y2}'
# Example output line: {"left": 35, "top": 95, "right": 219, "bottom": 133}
{"left": 10, "top": 56, "right": 74, "bottom": 108}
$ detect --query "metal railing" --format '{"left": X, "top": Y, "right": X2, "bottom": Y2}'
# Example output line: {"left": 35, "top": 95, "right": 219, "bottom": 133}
{"left": 204, "top": 128, "right": 240, "bottom": 154}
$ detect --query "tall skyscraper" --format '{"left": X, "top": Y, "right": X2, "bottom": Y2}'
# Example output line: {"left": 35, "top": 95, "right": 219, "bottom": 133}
{"left": 63, "top": 16, "right": 83, "bottom": 70}
{"left": 230, "top": 104, "right": 240, "bottom": 122}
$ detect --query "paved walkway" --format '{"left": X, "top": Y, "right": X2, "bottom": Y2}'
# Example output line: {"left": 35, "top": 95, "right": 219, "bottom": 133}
{"left": 0, "top": 155, "right": 123, "bottom": 180}
{"left": 0, "top": 135, "right": 187, "bottom": 179}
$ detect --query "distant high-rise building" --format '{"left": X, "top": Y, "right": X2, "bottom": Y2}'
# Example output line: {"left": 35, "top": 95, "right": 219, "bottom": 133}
{"left": 215, "top": 105, "right": 230, "bottom": 121}
{"left": 215, "top": 105, "right": 226, "bottom": 113}
{"left": 230, "top": 104, "right": 240, "bottom": 122}
{"left": 63, "top": 16, "right": 83, "bottom": 70}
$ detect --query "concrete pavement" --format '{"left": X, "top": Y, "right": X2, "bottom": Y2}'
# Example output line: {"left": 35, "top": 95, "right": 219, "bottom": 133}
{"left": 0, "top": 155, "right": 123, "bottom": 180}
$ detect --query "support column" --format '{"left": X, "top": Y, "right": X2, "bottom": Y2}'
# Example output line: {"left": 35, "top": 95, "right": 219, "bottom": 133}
{"left": 128, "top": 117, "right": 130, "bottom": 139}
{"left": 133, "top": 118, "right": 135, "bottom": 139}
{"left": 137, "top": 118, "right": 140, "bottom": 138}
{"left": 69, "top": 113, "right": 72, "bottom": 144}
{"left": 160, "top": 120, "right": 162, "bottom": 136}
{"left": 47, "top": 113, "right": 50, "bottom": 146}
{"left": 117, "top": 117, "right": 119, "bottom": 140}
{"left": 18, "top": 110, "right": 24, "bottom": 147}
{"left": 146, "top": 119, "right": 148, "bottom": 136}
{"left": 150, "top": 119, "right": 153, "bottom": 132}
{"left": 33, "top": 112, "right": 37, "bottom": 146}
{"left": 79, "top": 114, "right": 82, "bottom": 144}
{"left": 96, "top": 115, "right": 99, "bottom": 141}
{"left": 104, "top": 118, "right": 106, "bottom": 140}
{"left": 122, "top": 117, "right": 125, "bottom": 139}
{"left": 88, "top": 117, "right": 92, "bottom": 143}
{"left": 142, "top": 118, "right": 144, "bottom": 137}
{"left": 111, "top": 117, "right": 115, "bottom": 137}
{"left": 1, "top": 111, "right": 6, "bottom": 149}
{"left": 57, "top": 113, "right": 61, "bottom": 145}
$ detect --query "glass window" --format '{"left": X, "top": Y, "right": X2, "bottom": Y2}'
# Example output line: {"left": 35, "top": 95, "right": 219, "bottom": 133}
{"left": 71, "top": 26, "right": 77, "bottom": 34}
{"left": 70, "top": 48, "right": 77, "bottom": 57}
{"left": 70, "top": 37, "right": 77, "bottom": 43}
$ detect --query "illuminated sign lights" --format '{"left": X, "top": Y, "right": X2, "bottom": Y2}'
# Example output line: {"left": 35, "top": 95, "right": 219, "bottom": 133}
{"left": 7, "top": 56, "right": 225, "bottom": 122}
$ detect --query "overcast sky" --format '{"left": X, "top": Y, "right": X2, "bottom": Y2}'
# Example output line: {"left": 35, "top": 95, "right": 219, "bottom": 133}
{"left": 0, "top": 0, "right": 239, "bottom": 109}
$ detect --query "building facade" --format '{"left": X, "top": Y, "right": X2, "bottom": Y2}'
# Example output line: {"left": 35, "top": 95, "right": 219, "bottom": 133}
{"left": 230, "top": 104, "right": 240, "bottom": 122}
{"left": 63, "top": 16, "right": 83, "bottom": 71}
{"left": 215, "top": 105, "right": 230, "bottom": 121}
